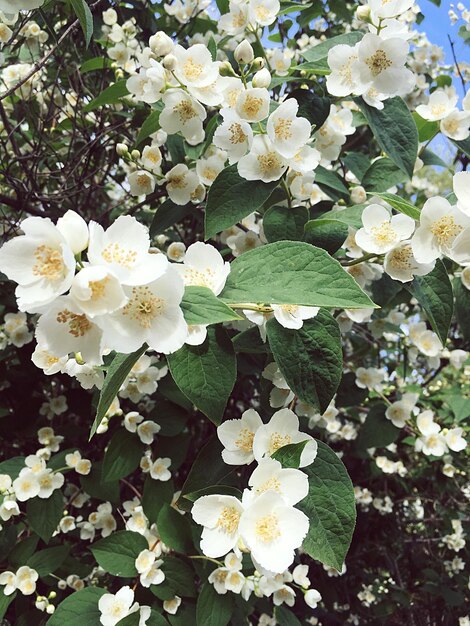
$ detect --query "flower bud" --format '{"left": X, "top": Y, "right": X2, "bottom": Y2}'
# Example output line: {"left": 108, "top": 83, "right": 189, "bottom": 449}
{"left": 350, "top": 185, "right": 367, "bottom": 204}
{"left": 130, "top": 149, "right": 141, "bottom": 160}
{"left": 162, "top": 53, "right": 177, "bottom": 71}
{"left": 252, "top": 67, "right": 271, "bottom": 88}
{"left": 116, "top": 143, "right": 128, "bottom": 157}
{"left": 219, "top": 61, "right": 238, "bottom": 77}
{"left": 149, "top": 31, "right": 174, "bottom": 56}
{"left": 251, "top": 57, "right": 265, "bottom": 71}
{"left": 167, "top": 241, "right": 186, "bottom": 262}
{"left": 191, "top": 184, "right": 206, "bottom": 204}
{"left": 234, "top": 40, "right": 254, "bottom": 64}
{"left": 355, "top": 4, "right": 371, "bottom": 20}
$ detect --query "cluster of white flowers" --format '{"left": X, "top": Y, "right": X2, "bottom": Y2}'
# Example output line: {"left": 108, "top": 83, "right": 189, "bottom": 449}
{"left": 98, "top": 585, "right": 152, "bottom": 626}
{"left": 442, "top": 519, "right": 466, "bottom": 552}
{"left": 0, "top": 311, "right": 33, "bottom": 349}
{"left": 415, "top": 410, "right": 467, "bottom": 457}
{"left": 1, "top": 454, "right": 64, "bottom": 504}
{"left": 0, "top": 565, "right": 39, "bottom": 597}
{"left": 192, "top": 408, "right": 317, "bottom": 574}
{"left": 417, "top": 87, "right": 470, "bottom": 141}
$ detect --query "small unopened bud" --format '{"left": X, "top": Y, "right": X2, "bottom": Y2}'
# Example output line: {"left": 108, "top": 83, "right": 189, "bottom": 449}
{"left": 350, "top": 185, "right": 367, "bottom": 204}
{"left": 234, "top": 40, "right": 254, "bottom": 64}
{"left": 116, "top": 143, "right": 128, "bottom": 157}
{"left": 130, "top": 149, "right": 140, "bottom": 160}
{"left": 48, "top": 591, "right": 57, "bottom": 599}
{"left": 149, "top": 31, "right": 174, "bottom": 56}
{"left": 162, "top": 53, "right": 177, "bottom": 70}
{"left": 219, "top": 61, "right": 237, "bottom": 77}
{"left": 252, "top": 67, "right": 271, "bottom": 88}
{"left": 414, "top": 157, "right": 423, "bottom": 173}
{"left": 115, "top": 69, "right": 124, "bottom": 80}
{"left": 252, "top": 57, "right": 265, "bottom": 71}
{"left": 167, "top": 241, "right": 186, "bottom": 262}
{"left": 355, "top": 5, "right": 371, "bottom": 20}
{"left": 191, "top": 184, "right": 206, "bottom": 204}
{"left": 46, "top": 605, "right": 55, "bottom": 615}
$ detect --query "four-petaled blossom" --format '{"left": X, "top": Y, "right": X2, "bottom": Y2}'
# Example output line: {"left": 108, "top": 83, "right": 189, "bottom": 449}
{"left": 355, "top": 205, "right": 415, "bottom": 254}
{"left": 217, "top": 408, "right": 264, "bottom": 465}
{"left": 191, "top": 494, "right": 244, "bottom": 557}
{"left": 266, "top": 99, "right": 311, "bottom": 159}
{"left": 175, "top": 242, "right": 230, "bottom": 295}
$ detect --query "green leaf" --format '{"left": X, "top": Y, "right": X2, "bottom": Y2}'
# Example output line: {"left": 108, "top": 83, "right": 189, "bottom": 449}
{"left": 299, "top": 441, "right": 356, "bottom": 570}
{"left": 220, "top": 241, "right": 376, "bottom": 309}
{"left": 412, "top": 112, "right": 439, "bottom": 142}
{"left": 313, "top": 204, "right": 365, "bottom": 229}
{"left": 91, "top": 531, "right": 147, "bottom": 576}
{"left": 355, "top": 403, "right": 400, "bottom": 451}
{"left": 102, "top": 429, "right": 145, "bottom": 482}
{"left": 46, "top": 587, "right": 107, "bottom": 626}
{"left": 150, "top": 199, "right": 194, "bottom": 237}
{"left": 420, "top": 148, "right": 448, "bottom": 169}
{"left": 315, "top": 165, "right": 349, "bottom": 201}
{"left": 151, "top": 556, "right": 197, "bottom": 600}
{"left": 80, "top": 57, "right": 112, "bottom": 73}
{"left": 157, "top": 503, "right": 193, "bottom": 553}
{"left": 362, "top": 158, "right": 407, "bottom": 192}
{"left": 27, "top": 545, "right": 70, "bottom": 577}
{"left": 266, "top": 310, "right": 342, "bottom": 413}
{"left": 406, "top": 259, "right": 453, "bottom": 345}
{"left": 80, "top": 463, "right": 120, "bottom": 504}
{"left": 9, "top": 535, "right": 39, "bottom": 568}
{"left": 272, "top": 441, "right": 310, "bottom": 469}
{"left": 196, "top": 582, "right": 234, "bottom": 626}
{"left": 69, "top": 0, "right": 93, "bottom": 47}
{"left": 446, "top": 394, "right": 470, "bottom": 422}
{"left": 91, "top": 345, "right": 147, "bottom": 438}
{"left": 357, "top": 97, "right": 418, "bottom": 178}
{"left": 205, "top": 164, "right": 278, "bottom": 239}
{"left": 288, "top": 89, "right": 330, "bottom": 130}
{"left": 83, "top": 79, "right": 129, "bottom": 113}
{"left": 167, "top": 327, "right": 236, "bottom": 425}
{"left": 135, "top": 109, "right": 161, "bottom": 148}
{"left": 118, "top": 610, "right": 169, "bottom": 626}
{"left": 26, "top": 490, "right": 64, "bottom": 543}
{"left": 453, "top": 137, "right": 470, "bottom": 158}
{"left": 181, "top": 286, "right": 242, "bottom": 325}
{"left": 275, "top": 605, "right": 302, "bottom": 626}
{"left": 208, "top": 35, "right": 217, "bottom": 61}
{"left": 343, "top": 152, "right": 371, "bottom": 181}
{"left": 183, "top": 485, "right": 242, "bottom": 502}
{"left": 0, "top": 456, "right": 25, "bottom": 479}
{"left": 303, "top": 219, "right": 349, "bottom": 255}
{"left": 0, "top": 589, "right": 15, "bottom": 621}
{"left": 263, "top": 205, "right": 308, "bottom": 243}
{"left": 302, "top": 31, "right": 363, "bottom": 62}
{"left": 371, "top": 192, "right": 421, "bottom": 221}
{"left": 454, "top": 277, "right": 470, "bottom": 341}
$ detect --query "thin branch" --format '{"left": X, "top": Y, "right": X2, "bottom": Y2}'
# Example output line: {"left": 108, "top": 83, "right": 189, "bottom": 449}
{"left": 447, "top": 34, "right": 467, "bottom": 95}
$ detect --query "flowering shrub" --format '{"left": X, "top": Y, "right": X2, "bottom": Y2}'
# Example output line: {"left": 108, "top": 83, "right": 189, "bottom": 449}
{"left": 0, "top": 0, "right": 469, "bottom": 624}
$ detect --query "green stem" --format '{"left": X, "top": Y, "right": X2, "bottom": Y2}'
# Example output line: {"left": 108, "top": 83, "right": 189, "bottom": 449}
{"left": 228, "top": 303, "right": 273, "bottom": 313}
{"left": 341, "top": 253, "right": 380, "bottom": 267}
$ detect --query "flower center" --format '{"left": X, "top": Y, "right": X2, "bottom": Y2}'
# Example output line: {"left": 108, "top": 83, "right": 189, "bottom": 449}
{"left": 216, "top": 506, "right": 241, "bottom": 534}
{"left": 370, "top": 221, "right": 398, "bottom": 246}
{"left": 388, "top": 245, "right": 413, "bottom": 269}
{"left": 122, "top": 286, "right": 164, "bottom": 328}
{"left": 228, "top": 122, "right": 247, "bottom": 144}
{"left": 269, "top": 432, "right": 292, "bottom": 454}
{"left": 89, "top": 276, "right": 110, "bottom": 300}
{"left": 255, "top": 513, "right": 281, "bottom": 542}
{"left": 183, "top": 58, "right": 203, "bottom": 81}
{"left": 274, "top": 117, "right": 292, "bottom": 141}
{"left": 56, "top": 309, "right": 92, "bottom": 337}
{"left": 101, "top": 242, "right": 137, "bottom": 268}
{"left": 257, "top": 152, "right": 282, "bottom": 175}
{"left": 366, "top": 50, "right": 392, "bottom": 76}
{"left": 242, "top": 95, "right": 263, "bottom": 117}
{"left": 33, "top": 245, "right": 64, "bottom": 281}
{"left": 430, "top": 215, "right": 462, "bottom": 245}
{"left": 234, "top": 427, "right": 255, "bottom": 452}
{"left": 174, "top": 100, "right": 197, "bottom": 122}
{"left": 256, "top": 477, "right": 281, "bottom": 494}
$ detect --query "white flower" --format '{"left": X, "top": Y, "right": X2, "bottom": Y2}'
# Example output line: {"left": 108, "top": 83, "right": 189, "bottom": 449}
{"left": 160, "top": 88, "right": 207, "bottom": 145}
{"left": 416, "top": 89, "right": 458, "bottom": 121}
{"left": 0, "top": 571, "right": 17, "bottom": 595}
{"left": 248, "top": 458, "right": 308, "bottom": 506}
{"left": 385, "top": 392, "right": 418, "bottom": 428}
{"left": 0, "top": 0, "right": 44, "bottom": 11}
{"left": 292, "top": 564, "right": 310, "bottom": 588}
{"left": 213, "top": 108, "right": 253, "bottom": 164}
{"left": 252, "top": 408, "right": 318, "bottom": 468}
{"left": 35, "top": 296, "right": 104, "bottom": 365}
{"left": 163, "top": 596, "right": 181, "bottom": 614}
{"left": 98, "top": 586, "right": 139, "bottom": 626}
{"left": 137, "top": 420, "right": 161, "bottom": 445}
{"left": 440, "top": 109, "right": 470, "bottom": 141}
{"left": 271, "top": 304, "right": 319, "bottom": 330}
{"left": 0, "top": 216, "right": 76, "bottom": 313}
{"left": 88, "top": 215, "right": 168, "bottom": 286}
{"left": 196, "top": 155, "right": 225, "bottom": 187}
{"left": 367, "top": 0, "right": 415, "bottom": 18}
{"left": 128, "top": 170, "right": 156, "bottom": 197}
{"left": 15, "top": 566, "right": 38, "bottom": 596}
{"left": 239, "top": 491, "right": 309, "bottom": 573}
{"left": 56, "top": 210, "right": 89, "bottom": 255}
{"left": 141, "top": 145, "right": 162, "bottom": 173}
{"left": 165, "top": 163, "right": 200, "bottom": 205}
{"left": 305, "top": 588, "right": 322, "bottom": 608}
{"left": 219, "top": 1, "right": 249, "bottom": 34}
{"left": 411, "top": 197, "right": 470, "bottom": 263}
{"left": 445, "top": 428, "right": 467, "bottom": 452}
{"left": 135, "top": 550, "right": 165, "bottom": 587}
{"left": 266, "top": 99, "right": 311, "bottom": 159}
{"left": 415, "top": 410, "right": 448, "bottom": 456}
{"left": 355, "top": 366, "right": 383, "bottom": 391}
{"left": 238, "top": 135, "right": 287, "bottom": 183}
{"left": 12, "top": 470, "right": 40, "bottom": 502}
{"left": 174, "top": 242, "right": 230, "bottom": 295}
{"left": 126, "top": 61, "right": 166, "bottom": 104}
{"left": 217, "top": 408, "right": 264, "bottom": 465}
{"left": 384, "top": 242, "right": 435, "bottom": 282}
{"left": 453, "top": 171, "right": 470, "bottom": 217}
{"left": 192, "top": 494, "right": 244, "bottom": 557}
{"left": 413, "top": 329, "right": 442, "bottom": 357}
{"left": 70, "top": 266, "right": 127, "bottom": 317}
{"left": 150, "top": 457, "right": 171, "bottom": 481}
{"left": 236, "top": 88, "right": 270, "bottom": 123}
{"left": 355, "top": 205, "right": 415, "bottom": 254}
{"left": 327, "top": 43, "right": 359, "bottom": 97}
{"left": 173, "top": 44, "right": 219, "bottom": 88}
{"left": 248, "top": 0, "right": 280, "bottom": 26}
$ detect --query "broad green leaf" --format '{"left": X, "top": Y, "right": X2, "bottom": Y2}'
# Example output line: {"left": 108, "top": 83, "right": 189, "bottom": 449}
{"left": 80, "top": 57, "right": 112, "bottom": 72}
{"left": 454, "top": 277, "right": 470, "bottom": 341}
{"left": 135, "top": 109, "right": 161, "bottom": 148}
{"left": 315, "top": 165, "right": 349, "bottom": 201}
{"left": 263, "top": 205, "right": 308, "bottom": 243}
{"left": 357, "top": 97, "right": 418, "bottom": 178}
{"left": 215, "top": 0, "right": 229, "bottom": 12}
{"left": 0, "top": 589, "right": 15, "bottom": 621}
{"left": 26, "top": 490, "right": 64, "bottom": 543}
{"left": 287, "top": 89, "right": 330, "bottom": 130}
{"left": 413, "top": 112, "right": 439, "bottom": 142}
{"left": 343, "top": 152, "right": 371, "bottom": 181}
{"left": 91, "top": 531, "right": 147, "bottom": 576}
{"left": 118, "top": 610, "right": 168, "bottom": 626}
{"left": 275, "top": 605, "right": 302, "bottom": 626}
{"left": 151, "top": 556, "right": 197, "bottom": 600}
{"left": 27, "top": 545, "right": 70, "bottom": 577}
{"left": 303, "top": 218, "right": 349, "bottom": 255}
{"left": 272, "top": 441, "right": 310, "bottom": 469}
{"left": 420, "top": 148, "right": 448, "bottom": 168}
{"left": 149, "top": 199, "right": 194, "bottom": 237}
{"left": 406, "top": 259, "right": 453, "bottom": 345}
{"left": 371, "top": 192, "right": 421, "bottom": 221}
{"left": 446, "top": 394, "right": 470, "bottom": 422}
{"left": 142, "top": 476, "right": 174, "bottom": 524}
{"left": 355, "top": 403, "right": 400, "bottom": 452}
{"left": 46, "top": 587, "right": 106, "bottom": 626}
{"left": 157, "top": 503, "right": 193, "bottom": 553}
{"left": 150, "top": 398, "right": 188, "bottom": 437}
{"left": 196, "top": 582, "right": 234, "bottom": 626}
{"left": 102, "top": 429, "right": 145, "bottom": 482}
{"left": 453, "top": 137, "right": 470, "bottom": 158}
{"left": 80, "top": 463, "right": 120, "bottom": 504}
{"left": 181, "top": 286, "right": 242, "bottom": 325}
{"left": 208, "top": 35, "right": 217, "bottom": 61}
{"left": 9, "top": 535, "right": 39, "bottom": 568}
{"left": 183, "top": 485, "right": 242, "bottom": 502}
{"left": 167, "top": 327, "right": 236, "bottom": 425}
{"left": 232, "top": 326, "right": 269, "bottom": 354}
{"left": 299, "top": 441, "right": 356, "bottom": 570}
{"left": 83, "top": 79, "right": 129, "bottom": 113}
{"left": 313, "top": 204, "right": 365, "bottom": 229}
{"left": 266, "top": 311, "right": 342, "bottom": 413}
{"left": 278, "top": 0, "right": 315, "bottom": 15}
{"left": 362, "top": 158, "right": 407, "bottom": 192}
{"left": 205, "top": 164, "right": 278, "bottom": 239}
{"left": 69, "top": 0, "right": 93, "bottom": 47}
{"left": 220, "top": 241, "right": 376, "bottom": 309}
{"left": 0, "top": 456, "right": 25, "bottom": 479}
{"left": 0, "top": 526, "right": 17, "bottom": 561}
{"left": 91, "top": 345, "right": 147, "bottom": 438}
{"left": 302, "top": 31, "right": 363, "bottom": 62}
